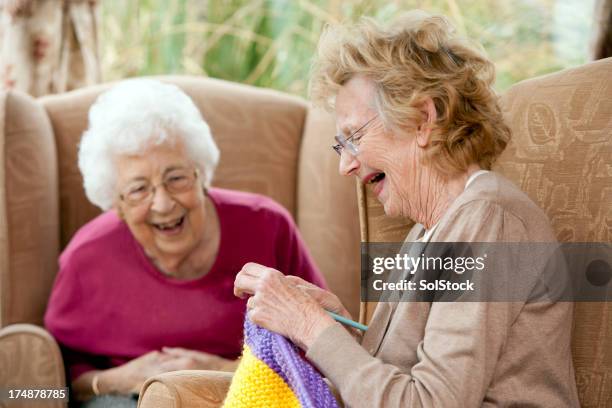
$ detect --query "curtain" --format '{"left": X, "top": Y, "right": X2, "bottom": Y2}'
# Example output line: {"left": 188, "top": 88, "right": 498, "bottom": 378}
{"left": 0, "top": 0, "right": 100, "bottom": 97}
{"left": 592, "top": 0, "right": 612, "bottom": 60}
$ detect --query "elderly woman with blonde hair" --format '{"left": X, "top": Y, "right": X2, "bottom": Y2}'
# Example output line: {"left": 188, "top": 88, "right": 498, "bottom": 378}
{"left": 44, "top": 79, "right": 326, "bottom": 407}
{"left": 234, "top": 11, "right": 580, "bottom": 407}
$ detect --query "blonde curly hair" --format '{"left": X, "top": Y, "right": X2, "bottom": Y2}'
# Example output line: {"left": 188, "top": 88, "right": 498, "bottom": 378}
{"left": 310, "top": 10, "right": 511, "bottom": 175}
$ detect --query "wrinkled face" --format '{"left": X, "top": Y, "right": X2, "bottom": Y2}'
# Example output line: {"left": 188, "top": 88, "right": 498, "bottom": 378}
{"left": 114, "top": 139, "right": 206, "bottom": 262}
{"left": 335, "top": 75, "right": 428, "bottom": 218}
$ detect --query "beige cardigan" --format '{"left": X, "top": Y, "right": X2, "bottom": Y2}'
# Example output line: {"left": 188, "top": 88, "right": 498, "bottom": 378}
{"left": 306, "top": 172, "right": 580, "bottom": 407}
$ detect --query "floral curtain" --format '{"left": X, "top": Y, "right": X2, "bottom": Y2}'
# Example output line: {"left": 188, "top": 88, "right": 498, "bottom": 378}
{"left": 0, "top": 0, "right": 100, "bottom": 97}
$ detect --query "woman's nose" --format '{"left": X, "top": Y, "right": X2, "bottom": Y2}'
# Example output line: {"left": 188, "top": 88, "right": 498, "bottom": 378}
{"left": 150, "top": 187, "right": 176, "bottom": 213}
{"left": 338, "top": 150, "right": 360, "bottom": 176}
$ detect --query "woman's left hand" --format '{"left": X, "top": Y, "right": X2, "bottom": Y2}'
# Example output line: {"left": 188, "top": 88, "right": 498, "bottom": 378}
{"left": 234, "top": 263, "right": 336, "bottom": 350}
{"left": 161, "top": 347, "right": 239, "bottom": 372}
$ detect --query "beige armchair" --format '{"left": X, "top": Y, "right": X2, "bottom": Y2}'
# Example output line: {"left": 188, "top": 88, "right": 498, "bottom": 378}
{"left": 0, "top": 76, "right": 360, "bottom": 407}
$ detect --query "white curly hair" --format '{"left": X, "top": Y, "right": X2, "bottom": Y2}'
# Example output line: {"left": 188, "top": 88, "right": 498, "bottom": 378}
{"left": 78, "top": 79, "right": 220, "bottom": 210}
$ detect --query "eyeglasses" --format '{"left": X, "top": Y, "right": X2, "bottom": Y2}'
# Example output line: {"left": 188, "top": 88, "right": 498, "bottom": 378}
{"left": 119, "top": 169, "right": 199, "bottom": 207}
{"left": 332, "top": 115, "right": 378, "bottom": 156}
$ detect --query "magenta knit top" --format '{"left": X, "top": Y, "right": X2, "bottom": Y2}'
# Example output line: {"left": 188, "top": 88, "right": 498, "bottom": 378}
{"left": 44, "top": 188, "right": 327, "bottom": 381}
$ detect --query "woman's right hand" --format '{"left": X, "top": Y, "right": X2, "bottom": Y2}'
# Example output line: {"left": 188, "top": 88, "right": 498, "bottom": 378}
{"left": 284, "top": 275, "right": 352, "bottom": 319}
{"left": 98, "top": 350, "right": 198, "bottom": 395}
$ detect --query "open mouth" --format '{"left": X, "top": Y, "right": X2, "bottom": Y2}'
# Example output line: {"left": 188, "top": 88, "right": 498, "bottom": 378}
{"left": 152, "top": 215, "right": 186, "bottom": 234}
{"left": 368, "top": 172, "right": 386, "bottom": 185}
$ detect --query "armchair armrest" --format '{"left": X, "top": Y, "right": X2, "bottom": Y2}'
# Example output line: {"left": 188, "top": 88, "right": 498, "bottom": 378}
{"left": 0, "top": 323, "right": 66, "bottom": 408}
{"left": 138, "top": 370, "right": 233, "bottom": 408}
{"left": 137, "top": 369, "right": 344, "bottom": 408}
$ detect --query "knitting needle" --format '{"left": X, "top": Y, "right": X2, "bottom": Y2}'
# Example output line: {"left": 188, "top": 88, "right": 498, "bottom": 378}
{"left": 326, "top": 311, "right": 368, "bottom": 331}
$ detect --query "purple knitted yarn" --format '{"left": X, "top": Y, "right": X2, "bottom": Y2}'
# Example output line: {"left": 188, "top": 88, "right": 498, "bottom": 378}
{"left": 244, "top": 318, "right": 339, "bottom": 408}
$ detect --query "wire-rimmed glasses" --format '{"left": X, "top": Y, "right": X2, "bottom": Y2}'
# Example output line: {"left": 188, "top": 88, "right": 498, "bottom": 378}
{"left": 119, "top": 168, "right": 199, "bottom": 207}
{"left": 332, "top": 115, "right": 378, "bottom": 156}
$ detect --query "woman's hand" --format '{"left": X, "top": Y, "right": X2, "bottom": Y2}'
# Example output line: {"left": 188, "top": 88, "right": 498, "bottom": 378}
{"left": 234, "top": 263, "right": 336, "bottom": 350}
{"left": 285, "top": 275, "right": 351, "bottom": 319}
{"left": 95, "top": 348, "right": 236, "bottom": 396}
{"left": 99, "top": 350, "right": 193, "bottom": 395}
{"left": 284, "top": 275, "right": 363, "bottom": 339}
{"left": 74, "top": 348, "right": 238, "bottom": 400}
{"left": 161, "top": 347, "right": 238, "bottom": 372}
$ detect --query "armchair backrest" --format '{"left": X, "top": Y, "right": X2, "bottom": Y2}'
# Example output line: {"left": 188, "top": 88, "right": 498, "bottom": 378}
{"left": 0, "top": 76, "right": 361, "bottom": 327}
{"left": 356, "top": 57, "right": 612, "bottom": 407}
{"left": 496, "top": 57, "right": 612, "bottom": 408}
{"left": 0, "top": 89, "right": 59, "bottom": 329}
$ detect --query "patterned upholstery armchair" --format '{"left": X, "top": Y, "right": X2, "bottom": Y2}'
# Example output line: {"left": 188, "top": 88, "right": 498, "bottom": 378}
{"left": 0, "top": 77, "right": 360, "bottom": 407}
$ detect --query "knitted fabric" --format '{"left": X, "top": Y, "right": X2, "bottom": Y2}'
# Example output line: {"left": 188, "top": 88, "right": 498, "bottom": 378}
{"left": 223, "top": 318, "right": 339, "bottom": 408}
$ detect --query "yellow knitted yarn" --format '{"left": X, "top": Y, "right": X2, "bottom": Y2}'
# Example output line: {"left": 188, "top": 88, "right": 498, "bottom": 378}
{"left": 223, "top": 345, "right": 301, "bottom": 408}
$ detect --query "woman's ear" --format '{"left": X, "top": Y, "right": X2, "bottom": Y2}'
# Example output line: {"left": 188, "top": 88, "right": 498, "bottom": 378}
{"left": 416, "top": 97, "right": 437, "bottom": 148}
{"left": 197, "top": 168, "right": 208, "bottom": 198}
{"left": 114, "top": 203, "right": 125, "bottom": 220}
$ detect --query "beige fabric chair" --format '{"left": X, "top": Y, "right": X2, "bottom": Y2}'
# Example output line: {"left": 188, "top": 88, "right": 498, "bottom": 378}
{"left": 0, "top": 76, "right": 360, "bottom": 407}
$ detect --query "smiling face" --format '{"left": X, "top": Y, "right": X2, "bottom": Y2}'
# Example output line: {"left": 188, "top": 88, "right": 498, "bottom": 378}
{"left": 335, "top": 75, "right": 434, "bottom": 219}
{"left": 113, "top": 139, "right": 207, "bottom": 265}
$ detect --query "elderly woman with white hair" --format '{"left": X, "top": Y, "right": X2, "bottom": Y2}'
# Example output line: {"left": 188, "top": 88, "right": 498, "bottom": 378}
{"left": 44, "top": 79, "right": 326, "bottom": 407}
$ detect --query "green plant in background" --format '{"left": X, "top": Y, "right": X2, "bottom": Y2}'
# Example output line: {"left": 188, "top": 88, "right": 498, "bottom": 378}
{"left": 101, "top": 0, "right": 592, "bottom": 96}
